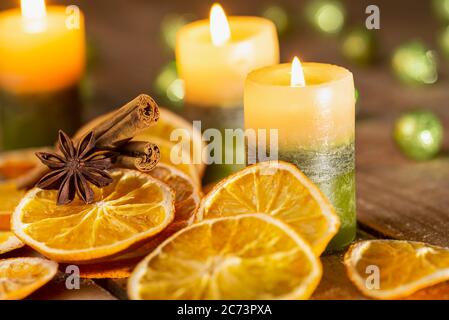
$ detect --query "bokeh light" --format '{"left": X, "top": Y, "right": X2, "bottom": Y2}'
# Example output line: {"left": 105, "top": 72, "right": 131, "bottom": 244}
{"left": 161, "top": 13, "right": 196, "bottom": 51}
{"left": 154, "top": 61, "right": 184, "bottom": 108}
{"left": 261, "top": 5, "right": 290, "bottom": 36}
{"left": 439, "top": 26, "right": 449, "bottom": 58}
{"left": 306, "top": 0, "right": 346, "bottom": 35}
{"left": 392, "top": 41, "right": 438, "bottom": 85}
{"left": 341, "top": 28, "right": 377, "bottom": 65}
{"left": 432, "top": 0, "right": 449, "bottom": 22}
{"left": 394, "top": 110, "right": 443, "bottom": 160}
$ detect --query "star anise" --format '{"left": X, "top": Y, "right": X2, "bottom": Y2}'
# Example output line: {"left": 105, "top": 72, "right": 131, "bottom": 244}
{"left": 36, "top": 130, "right": 117, "bottom": 205}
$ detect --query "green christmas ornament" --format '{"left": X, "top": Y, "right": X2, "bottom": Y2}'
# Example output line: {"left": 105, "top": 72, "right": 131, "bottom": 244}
{"left": 394, "top": 110, "right": 443, "bottom": 160}
{"left": 341, "top": 28, "right": 377, "bottom": 65}
{"left": 305, "top": 0, "right": 346, "bottom": 35}
{"left": 154, "top": 61, "right": 184, "bottom": 108}
{"left": 391, "top": 41, "right": 438, "bottom": 85}
{"left": 261, "top": 4, "right": 290, "bottom": 36}
{"left": 432, "top": 0, "right": 449, "bottom": 22}
{"left": 161, "top": 13, "right": 195, "bottom": 51}
{"left": 438, "top": 26, "right": 449, "bottom": 59}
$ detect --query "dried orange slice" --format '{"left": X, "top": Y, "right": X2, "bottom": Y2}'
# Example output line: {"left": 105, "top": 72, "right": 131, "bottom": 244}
{"left": 115, "top": 164, "right": 201, "bottom": 261}
{"left": 197, "top": 161, "right": 339, "bottom": 255}
{"left": 0, "top": 182, "right": 27, "bottom": 230}
{"left": 70, "top": 259, "right": 138, "bottom": 279}
{"left": 0, "top": 257, "right": 58, "bottom": 300}
{"left": 148, "top": 164, "right": 201, "bottom": 228}
{"left": 12, "top": 169, "right": 175, "bottom": 263}
{"left": 0, "top": 148, "right": 42, "bottom": 180}
{"left": 0, "top": 231, "right": 24, "bottom": 255}
{"left": 345, "top": 240, "right": 449, "bottom": 299}
{"left": 128, "top": 213, "right": 322, "bottom": 300}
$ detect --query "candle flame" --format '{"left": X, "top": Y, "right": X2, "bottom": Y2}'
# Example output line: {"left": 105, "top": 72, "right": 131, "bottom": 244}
{"left": 290, "top": 56, "right": 306, "bottom": 87}
{"left": 21, "top": 0, "right": 47, "bottom": 33}
{"left": 210, "top": 3, "right": 231, "bottom": 46}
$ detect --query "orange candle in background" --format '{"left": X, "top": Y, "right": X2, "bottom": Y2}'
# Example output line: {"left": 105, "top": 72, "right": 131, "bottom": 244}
{"left": 176, "top": 3, "right": 279, "bottom": 108}
{"left": 176, "top": 3, "right": 280, "bottom": 182}
{"left": 0, "top": 0, "right": 86, "bottom": 94}
{"left": 0, "top": 0, "right": 86, "bottom": 150}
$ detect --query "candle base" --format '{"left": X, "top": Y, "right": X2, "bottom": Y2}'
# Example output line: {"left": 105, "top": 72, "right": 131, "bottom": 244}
{"left": 278, "top": 142, "right": 356, "bottom": 251}
{"left": 0, "top": 86, "right": 82, "bottom": 151}
{"left": 182, "top": 104, "right": 245, "bottom": 184}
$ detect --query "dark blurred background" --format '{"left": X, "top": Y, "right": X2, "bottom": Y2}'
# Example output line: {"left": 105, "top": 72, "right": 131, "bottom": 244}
{"left": 1, "top": 0, "right": 448, "bottom": 126}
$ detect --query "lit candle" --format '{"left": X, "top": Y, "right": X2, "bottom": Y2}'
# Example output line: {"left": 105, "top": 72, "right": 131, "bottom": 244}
{"left": 244, "top": 58, "right": 356, "bottom": 250}
{"left": 176, "top": 3, "right": 279, "bottom": 110}
{"left": 176, "top": 3, "right": 279, "bottom": 183}
{"left": 0, "top": 0, "right": 86, "bottom": 150}
{"left": 0, "top": 1, "right": 85, "bottom": 94}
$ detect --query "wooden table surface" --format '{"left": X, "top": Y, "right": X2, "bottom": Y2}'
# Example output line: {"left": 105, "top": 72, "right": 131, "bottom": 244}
{"left": 1, "top": 0, "right": 449, "bottom": 299}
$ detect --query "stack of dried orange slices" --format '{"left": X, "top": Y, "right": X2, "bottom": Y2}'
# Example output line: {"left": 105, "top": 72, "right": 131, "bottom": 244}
{"left": 64, "top": 123, "right": 339, "bottom": 299}
{"left": 63, "top": 107, "right": 205, "bottom": 276}
{"left": 3, "top": 127, "right": 449, "bottom": 300}
{"left": 127, "top": 161, "right": 340, "bottom": 299}
{"left": 2, "top": 138, "right": 340, "bottom": 300}
{"left": 0, "top": 110, "right": 203, "bottom": 299}
{"left": 0, "top": 149, "right": 41, "bottom": 258}
{"left": 0, "top": 107, "right": 342, "bottom": 300}
{"left": 0, "top": 150, "right": 59, "bottom": 300}
{"left": 0, "top": 148, "right": 43, "bottom": 230}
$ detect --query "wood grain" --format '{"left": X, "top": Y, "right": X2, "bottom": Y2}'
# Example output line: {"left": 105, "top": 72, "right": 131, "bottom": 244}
{"left": 356, "top": 118, "right": 449, "bottom": 247}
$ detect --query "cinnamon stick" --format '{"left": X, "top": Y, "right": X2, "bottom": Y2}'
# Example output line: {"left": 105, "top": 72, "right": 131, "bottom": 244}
{"left": 74, "top": 94, "right": 160, "bottom": 148}
{"left": 116, "top": 141, "right": 160, "bottom": 172}
{"left": 17, "top": 94, "right": 160, "bottom": 189}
